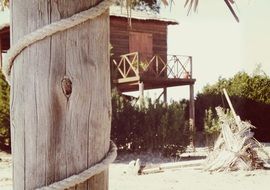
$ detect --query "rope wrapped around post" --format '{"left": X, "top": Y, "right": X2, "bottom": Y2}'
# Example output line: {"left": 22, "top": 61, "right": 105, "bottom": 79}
{"left": 2, "top": 0, "right": 116, "bottom": 84}
{"left": 2, "top": 0, "right": 118, "bottom": 189}
{"left": 37, "top": 141, "right": 117, "bottom": 190}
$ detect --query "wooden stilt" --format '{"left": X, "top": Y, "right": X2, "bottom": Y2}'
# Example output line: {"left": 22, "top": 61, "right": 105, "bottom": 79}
{"left": 139, "top": 81, "right": 144, "bottom": 107}
{"left": 163, "top": 87, "right": 167, "bottom": 103}
{"left": 189, "top": 84, "right": 195, "bottom": 149}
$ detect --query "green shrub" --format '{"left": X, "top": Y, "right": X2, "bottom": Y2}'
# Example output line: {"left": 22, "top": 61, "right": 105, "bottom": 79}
{"left": 0, "top": 70, "right": 10, "bottom": 152}
{"left": 111, "top": 90, "right": 190, "bottom": 156}
{"left": 196, "top": 70, "right": 270, "bottom": 142}
{"left": 203, "top": 108, "right": 220, "bottom": 147}
{"left": 202, "top": 70, "right": 270, "bottom": 104}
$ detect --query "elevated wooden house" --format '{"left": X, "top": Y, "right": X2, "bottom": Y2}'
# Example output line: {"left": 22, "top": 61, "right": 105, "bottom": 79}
{"left": 109, "top": 7, "right": 195, "bottom": 97}
{"left": 0, "top": 7, "right": 195, "bottom": 132}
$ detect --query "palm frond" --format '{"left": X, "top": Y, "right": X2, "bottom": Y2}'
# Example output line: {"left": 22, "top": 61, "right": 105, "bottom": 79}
{"left": 193, "top": 0, "right": 199, "bottom": 11}
{"left": 224, "top": 0, "right": 239, "bottom": 22}
{"left": 0, "top": 0, "right": 9, "bottom": 11}
{"left": 161, "top": 0, "right": 169, "bottom": 6}
{"left": 184, "top": 0, "right": 199, "bottom": 15}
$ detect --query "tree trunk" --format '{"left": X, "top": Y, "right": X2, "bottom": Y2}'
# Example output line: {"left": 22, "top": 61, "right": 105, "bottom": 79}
{"left": 10, "top": 0, "right": 111, "bottom": 189}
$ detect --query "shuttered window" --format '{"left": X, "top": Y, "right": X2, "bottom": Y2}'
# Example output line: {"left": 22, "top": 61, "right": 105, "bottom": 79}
{"left": 129, "top": 32, "right": 153, "bottom": 61}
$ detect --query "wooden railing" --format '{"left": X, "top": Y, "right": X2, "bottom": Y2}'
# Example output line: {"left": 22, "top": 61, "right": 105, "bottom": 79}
{"left": 112, "top": 52, "right": 139, "bottom": 78}
{"left": 112, "top": 52, "right": 192, "bottom": 80}
{"left": 167, "top": 54, "right": 193, "bottom": 79}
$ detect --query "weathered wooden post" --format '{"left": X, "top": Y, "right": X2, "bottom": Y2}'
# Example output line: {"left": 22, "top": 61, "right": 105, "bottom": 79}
{"left": 189, "top": 84, "right": 195, "bottom": 146}
{"left": 189, "top": 56, "right": 195, "bottom": 148}
{"left": 139, "top": 81, "right": 144, "bottom": 106}
{"left": 10, "top": 0, "right": 112, "bottom": 189}
{"left": 163, "top": 87, "right": 167, "bottom": 103}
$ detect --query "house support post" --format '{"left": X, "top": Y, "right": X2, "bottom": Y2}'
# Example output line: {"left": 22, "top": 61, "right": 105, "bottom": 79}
{"left": 139, "top": 81, "right": 144, "bottom": 107}
{"left": 189, "top": 84, "right": 195, "bottom": 150}
{"left": 163, "top": 87, "right": 167, "bottom": 103}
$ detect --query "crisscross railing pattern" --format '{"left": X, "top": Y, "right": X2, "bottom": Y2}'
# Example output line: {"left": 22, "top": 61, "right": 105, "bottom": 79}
{"left": 112, "top": 52, "right": 139, "bottom": 78}
{"left": 167, "top": 55, "right": 192, "bottom": 79}
{"left": 112, "top": 52, "right": 192, "bottom": 80}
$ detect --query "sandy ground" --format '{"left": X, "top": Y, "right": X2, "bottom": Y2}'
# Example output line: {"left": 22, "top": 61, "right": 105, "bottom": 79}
{"left": 0, "top": 152, "right": 12, "bottom": 190}
{"left": 1, "top": 148, "right": 270, "bottom": 190}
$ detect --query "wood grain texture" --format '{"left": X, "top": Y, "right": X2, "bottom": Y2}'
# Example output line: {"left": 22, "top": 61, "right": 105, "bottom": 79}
{"left": 110, "top": 17, "right": 168, "bottom": 63}
{"left": 129, "top": 32, "right": 153, "bottom": 59}
{"left": 11, "top": 0, "right": 111, "bottom": 189}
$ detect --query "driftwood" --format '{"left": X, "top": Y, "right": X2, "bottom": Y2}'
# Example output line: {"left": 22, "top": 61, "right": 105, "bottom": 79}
{"left": 140, "top": 160, "right": 204, "bottom": 175}
{"left": 204, "top": 89, "right": 270, "bottom": 172}
{"left": 129, "top": 89, "right": 270, "bottom": 175}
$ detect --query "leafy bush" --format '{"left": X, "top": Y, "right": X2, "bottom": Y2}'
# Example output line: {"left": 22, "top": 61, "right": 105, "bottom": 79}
{"left": 203, "top": 108, "right": 234, "bottom": 147}
{"left": 0, "top": 70, "right": 10, "bottom": 152}
{"left": 196, "top": 70, "right": 270, "bottom": 142}
{"left": 111, "top": 90, "right": 190, "bottom": 156}
{"left": 203, "top": 108, "right": 219, "bottom": 147}
{"left": 202, "top": 70, "right": 270, "bottom": 104}
{"left": 204, "top": 108, "right": 219, "bottom": 135}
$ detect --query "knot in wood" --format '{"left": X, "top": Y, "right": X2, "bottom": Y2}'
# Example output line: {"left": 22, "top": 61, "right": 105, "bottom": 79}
{"left": 61, "top": 76, "right": 72, "bottom": 98}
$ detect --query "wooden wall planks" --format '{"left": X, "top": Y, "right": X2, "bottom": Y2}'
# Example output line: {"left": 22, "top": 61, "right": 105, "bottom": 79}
{"left": 110, "top": 17, "right": 168, "bottom": 62}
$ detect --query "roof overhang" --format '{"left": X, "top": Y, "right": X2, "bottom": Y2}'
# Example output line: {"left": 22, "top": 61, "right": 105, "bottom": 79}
{"left": 0, "top": 23, "right": 9, "bottom": 32}
{"left": 110, "top": 6, "right": 178, "bottom": 25}
{"left": 0, "top": 6, "right": 179, "bottom": 33}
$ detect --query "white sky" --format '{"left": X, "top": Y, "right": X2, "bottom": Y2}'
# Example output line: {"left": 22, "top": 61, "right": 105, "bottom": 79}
{"left": 134, "top": 0, "right": 270, "bottom": 101}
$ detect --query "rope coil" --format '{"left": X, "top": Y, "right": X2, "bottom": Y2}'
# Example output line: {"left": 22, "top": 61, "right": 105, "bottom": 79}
{"left": 2, "top": 0, "right": 116, "bottom": 84}
{"left": 3, "top": 0, "right": 118, "bottom": 189}
{"left": 37, "top": 141, "right": 117, "bottom": 190}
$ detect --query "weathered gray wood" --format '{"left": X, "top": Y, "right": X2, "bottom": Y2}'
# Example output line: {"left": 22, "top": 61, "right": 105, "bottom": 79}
{"left": 11, "top": 0, "right": 111, "bottom": 189}
{"left": 223, "top": 88, "right": 239, "bottom": 123}
{"left": 141, "top": 159, "right": 204, "bottom": 175}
